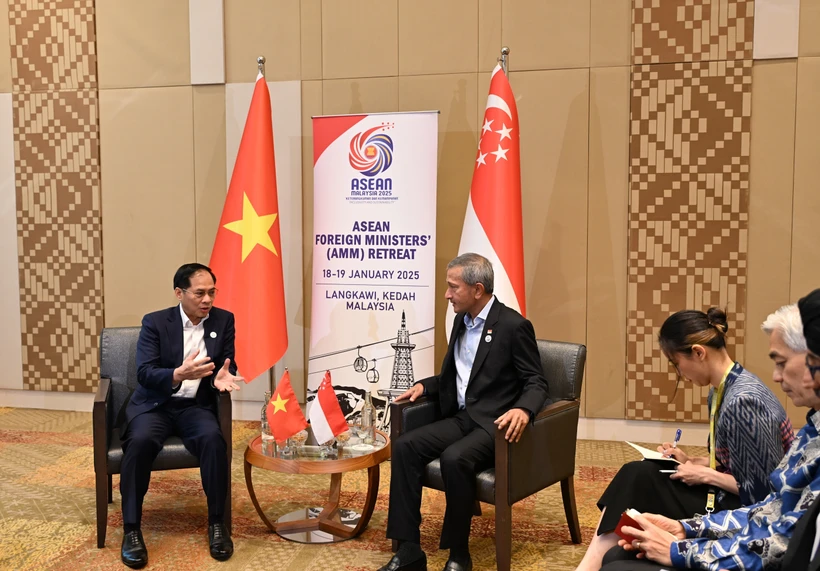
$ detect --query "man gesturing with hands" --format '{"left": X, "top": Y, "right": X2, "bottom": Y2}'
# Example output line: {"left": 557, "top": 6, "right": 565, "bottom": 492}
{"left": 378, "top": 254, "right": 549, "bottom": 571}
{"left": 119, "top": 263, "right": 243, "bottom": 568}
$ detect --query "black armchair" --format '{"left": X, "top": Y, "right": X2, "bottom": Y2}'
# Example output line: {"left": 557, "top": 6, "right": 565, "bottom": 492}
{"left": 390, "top": 339, "right": 586, "bottom": 571}
{"left": 92, "top": 326, "right": 232, "bottom": 548}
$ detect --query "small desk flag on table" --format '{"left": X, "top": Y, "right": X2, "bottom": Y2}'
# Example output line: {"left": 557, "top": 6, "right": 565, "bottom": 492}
{"left": 209, "top": 73, "right": 288, "bottom": 382}
{"left": 308, "top": 371, "right": 348, "bottom": 445}
{"left": 266, "top": 370, "right": 308, "bottom": 443}
{"left": 448, "top": 64, "right": 526, "bottom": 338}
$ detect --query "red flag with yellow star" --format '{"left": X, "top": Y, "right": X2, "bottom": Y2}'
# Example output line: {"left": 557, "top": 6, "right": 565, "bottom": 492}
{"left": 266, "top": 370, "right": 307, "bottom": 442}
{"left": 209, "top": 73, "right": 288, "bottom": 382}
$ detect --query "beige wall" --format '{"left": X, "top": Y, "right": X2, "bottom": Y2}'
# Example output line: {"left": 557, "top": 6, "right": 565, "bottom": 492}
{"left": 1, "top": 0, "right": 818, "bottom": 426}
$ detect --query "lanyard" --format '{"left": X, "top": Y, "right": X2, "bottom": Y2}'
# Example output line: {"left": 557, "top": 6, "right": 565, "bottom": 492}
{"left": 706, "top": 362, "right": 739, "bottom": 512}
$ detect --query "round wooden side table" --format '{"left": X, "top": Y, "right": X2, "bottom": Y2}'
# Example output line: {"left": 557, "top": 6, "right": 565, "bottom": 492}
{"left": 244, "top": 429, "right": 390, "bottom": 543}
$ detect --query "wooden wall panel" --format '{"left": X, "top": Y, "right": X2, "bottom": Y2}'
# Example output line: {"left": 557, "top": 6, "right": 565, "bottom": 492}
{"left": 587, "top": 66, "right": 630, "bottom": 418}
{"left": 100, "top": 87, "right": 196, "bottom": 326}
{"left": 510, "top": 69, "right": 590, "bottom": 345}
{"left": 746, "top": 60, "right": 798, "bottom": 425}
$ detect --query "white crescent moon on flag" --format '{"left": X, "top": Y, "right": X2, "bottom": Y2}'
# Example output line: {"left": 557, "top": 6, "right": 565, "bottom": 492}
{"left": 485, "top": 94, "right": 512, "bottom": 120}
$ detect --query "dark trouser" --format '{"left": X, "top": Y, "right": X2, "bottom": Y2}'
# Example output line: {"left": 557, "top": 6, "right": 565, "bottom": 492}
{"left": 386, "top": 409, "right": 494, "bottom": 551}
{"left": 601, "top": 545, "right": 682, "bottom": 570}
{"left": 120, "top": 398, "right": 228, "bottom": 528}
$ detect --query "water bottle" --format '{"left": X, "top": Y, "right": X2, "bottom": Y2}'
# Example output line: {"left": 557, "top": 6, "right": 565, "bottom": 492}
{"left": 361, "top": 390, "right": 375, "bottom": 445}
{"left": 261, "top": 391, "right": 274, "bottom": 442}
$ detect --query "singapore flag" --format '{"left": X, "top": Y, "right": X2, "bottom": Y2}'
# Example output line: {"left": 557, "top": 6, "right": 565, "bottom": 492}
{"left": 447, "top": 64, "right": 526, "bottom": 338}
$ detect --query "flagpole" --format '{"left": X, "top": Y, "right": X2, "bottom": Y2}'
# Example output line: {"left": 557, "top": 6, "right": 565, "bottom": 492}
{"left": 499, "top": 46, "right": 510, "bottom": 76}
{"left": 257, "top": 55, "right": 275, "bottom": 396}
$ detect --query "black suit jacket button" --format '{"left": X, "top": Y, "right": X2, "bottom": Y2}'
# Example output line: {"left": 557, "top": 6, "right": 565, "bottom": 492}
{"left": 153, "top": 402, "right": 158, "bottom": 407}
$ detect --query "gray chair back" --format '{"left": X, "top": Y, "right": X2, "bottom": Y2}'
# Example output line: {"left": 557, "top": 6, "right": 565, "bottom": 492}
{"left": 100, "top": 327, "right": 141, "bottom": 429}
{"left": 536, "top": 339, "right": 586, "bottom": 401}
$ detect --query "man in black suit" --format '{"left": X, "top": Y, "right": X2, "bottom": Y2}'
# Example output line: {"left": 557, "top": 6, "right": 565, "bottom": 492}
{"left": 783, "top": 288, "right": 820, "bottom": 571}
{"left": 378, "top": 253, "right": 549, "bottom": 571}
{"left": 119, "top": 263, "right": 243, "bottom": 568}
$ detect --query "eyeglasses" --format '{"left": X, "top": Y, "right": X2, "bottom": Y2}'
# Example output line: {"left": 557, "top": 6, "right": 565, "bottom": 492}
{"left": 807, "top": 356, "right": 820, "bottom": 380}
{"left": 182, "top": 288, "right": 218, "bottom": 299}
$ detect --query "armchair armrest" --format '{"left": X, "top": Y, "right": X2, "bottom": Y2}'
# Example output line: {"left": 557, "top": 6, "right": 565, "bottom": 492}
{"left": 495, "top": 399, "right": 581, "bottom": 505}
{"left": 217, "top": 391, "right": 233, "bottom": 462}
{"left": 93, "top": 377, "right": 111, "bottom": 476}
{"left": 534, "top": 399, "right": 578, "bottom": 421}
{"left": 389, "top": 396, "right": 441, "bottom": 442}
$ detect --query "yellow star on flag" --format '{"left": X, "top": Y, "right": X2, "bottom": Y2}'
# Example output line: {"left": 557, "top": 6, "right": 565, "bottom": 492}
{"left": 223, "top": 193, "right": 279, "bottom": 262}
{"left": 270, "top": 393, "right": 288, "bottom": 414}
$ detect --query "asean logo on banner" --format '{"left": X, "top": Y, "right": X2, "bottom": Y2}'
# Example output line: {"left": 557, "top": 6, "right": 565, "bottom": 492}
{"left": 349, "top": 124, "right": 394, "bottom": 176}
{"left": 348, "top": 123, "right": 396, "bottom": 201}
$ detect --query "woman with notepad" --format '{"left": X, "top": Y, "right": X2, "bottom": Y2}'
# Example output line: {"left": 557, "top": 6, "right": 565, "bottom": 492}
{"left": 575, "top": 308, "right": 794, "bottom": 571}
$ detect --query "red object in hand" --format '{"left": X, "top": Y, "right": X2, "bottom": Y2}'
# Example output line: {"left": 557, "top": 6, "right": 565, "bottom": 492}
{"left": 615, "top": 508, "right": 644, "bottom": 543}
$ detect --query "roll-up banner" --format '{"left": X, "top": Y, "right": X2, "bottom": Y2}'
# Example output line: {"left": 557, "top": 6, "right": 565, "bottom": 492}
{"left": 309, "top": 111, "right": 438, "bottom": 423}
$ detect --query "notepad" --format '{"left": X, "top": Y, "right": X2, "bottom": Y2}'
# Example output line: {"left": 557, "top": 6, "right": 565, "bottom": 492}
{"left": 625, "top": 441, "right": 681, "bottom": 465}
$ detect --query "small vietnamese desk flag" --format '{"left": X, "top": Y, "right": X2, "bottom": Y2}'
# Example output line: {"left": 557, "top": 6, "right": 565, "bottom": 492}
{"left": 209, "top": 73, "right": 288, "bottom": 382}
{"left": 308, "top": 371, "right": 348, "bottom": 445}
{"left": 447, "top": 64, "right": 526, "bottom": 338}
{"left": 266, "top": 370, "right": 308, "bottom": 443}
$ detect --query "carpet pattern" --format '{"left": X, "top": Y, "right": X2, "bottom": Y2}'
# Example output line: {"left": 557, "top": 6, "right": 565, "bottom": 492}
{"left": 0, "top": 408, "right": 707, "bottom": 570}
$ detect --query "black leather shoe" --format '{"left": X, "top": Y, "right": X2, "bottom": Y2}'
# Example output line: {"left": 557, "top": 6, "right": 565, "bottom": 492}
{"left": 377, "top": 552, "right": 428, "bottom": 571}
{"left": 208, "top": 523, "right": 234, "bottom": 561}
{"left": 121, "top": 529, "right": 147, "bottom": 569}
{"left": 441, "top": 556, "right": 472, "bottom": 571}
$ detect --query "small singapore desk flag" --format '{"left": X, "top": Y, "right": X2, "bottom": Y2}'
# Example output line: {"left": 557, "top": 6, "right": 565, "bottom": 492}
{"left": 308, "top": 371, "right": 348, "bottom": 445}
{"left": 209, "top": 73, "right": 288, "bottom": 382}
{"left": 266, "top": 370, "right": 308, "bottom": 443}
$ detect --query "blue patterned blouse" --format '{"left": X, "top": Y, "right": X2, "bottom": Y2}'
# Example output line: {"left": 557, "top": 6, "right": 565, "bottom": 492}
{"left": 708, "top": 363, "right": 794, "bottom": 506}
{"left": 670, "top": 410, "right": 820, "bottom": 570}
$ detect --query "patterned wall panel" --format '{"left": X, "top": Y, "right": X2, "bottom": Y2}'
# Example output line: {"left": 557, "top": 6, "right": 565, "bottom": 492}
{"left": 627, "top": 1, "right": 753, "bottom": 421}
{"left": 9, "top": 0, "right": 102, "bottom": 392}
{"left": 633, "top": 0, "right": 754, "bottom": 64}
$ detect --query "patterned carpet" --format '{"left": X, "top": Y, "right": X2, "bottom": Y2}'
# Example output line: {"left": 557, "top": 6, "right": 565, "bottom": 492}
{"left": 0, "top": 407, "right": 707, "bottom": 570}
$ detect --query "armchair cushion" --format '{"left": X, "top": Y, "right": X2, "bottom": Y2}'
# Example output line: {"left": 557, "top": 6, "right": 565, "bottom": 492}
{"left": 107, "top": 433, "right": 200, "bottom": 473}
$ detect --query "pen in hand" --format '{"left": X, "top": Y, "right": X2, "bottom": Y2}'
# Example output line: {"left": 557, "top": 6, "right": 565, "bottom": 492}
{"left": 664, "top": 428, "right": 682, "bottom": 458}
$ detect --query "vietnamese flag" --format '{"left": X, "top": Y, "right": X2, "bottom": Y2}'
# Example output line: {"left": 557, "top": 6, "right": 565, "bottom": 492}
{"left": 266, "top": 370, "right": 308, "bottom": 443}
{"left": 210, "top": 73, "right": 288, "bottom": 381}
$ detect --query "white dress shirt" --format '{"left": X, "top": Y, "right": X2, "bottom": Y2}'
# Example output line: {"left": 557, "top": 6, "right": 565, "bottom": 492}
{"left": 174, "top": 304, "right": 209, "bottom": 398}
{"left": 454, "top": 296, "right": 495, "bottom": 409}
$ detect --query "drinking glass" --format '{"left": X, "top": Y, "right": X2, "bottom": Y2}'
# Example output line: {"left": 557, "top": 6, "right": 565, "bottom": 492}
{"left": 290, "top": 429, "right": 308, "bottom": 455}
{"left": 319, "top": 437, "right": 337, "bottom": 458}
{"left": 335, "top": 429, "right": 351, "bottom": 455}
{"left": 351, "top": 416, "right": 374, "bottom": 452}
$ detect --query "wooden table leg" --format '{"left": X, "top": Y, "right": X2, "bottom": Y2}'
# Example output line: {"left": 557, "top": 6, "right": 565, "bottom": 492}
{"left": 316, "top": 463, "right": 380, "bottom": 539}
{"left": 350, "top": 463, "right": 380, "bottom": 535}
{"left": 275, "top": 473, "right": 342, "bottom": 534}
{"left": 244, "top": 459, "right": 277, "bottom": 532}
{"left": 246, "top": 464, "right": 381, "bottom": 541}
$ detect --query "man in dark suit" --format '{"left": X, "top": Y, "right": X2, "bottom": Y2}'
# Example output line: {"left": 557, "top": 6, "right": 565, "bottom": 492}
{"left": 119, "top": 263, "right": 243, "bottom": 568}
{"left": 378, "top": 253, "right": 549, "bottom": 571}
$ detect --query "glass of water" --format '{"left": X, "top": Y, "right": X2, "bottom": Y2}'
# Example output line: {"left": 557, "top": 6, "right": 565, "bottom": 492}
{"left": 351, "top": 416, "right": 374, "bottom": 452}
